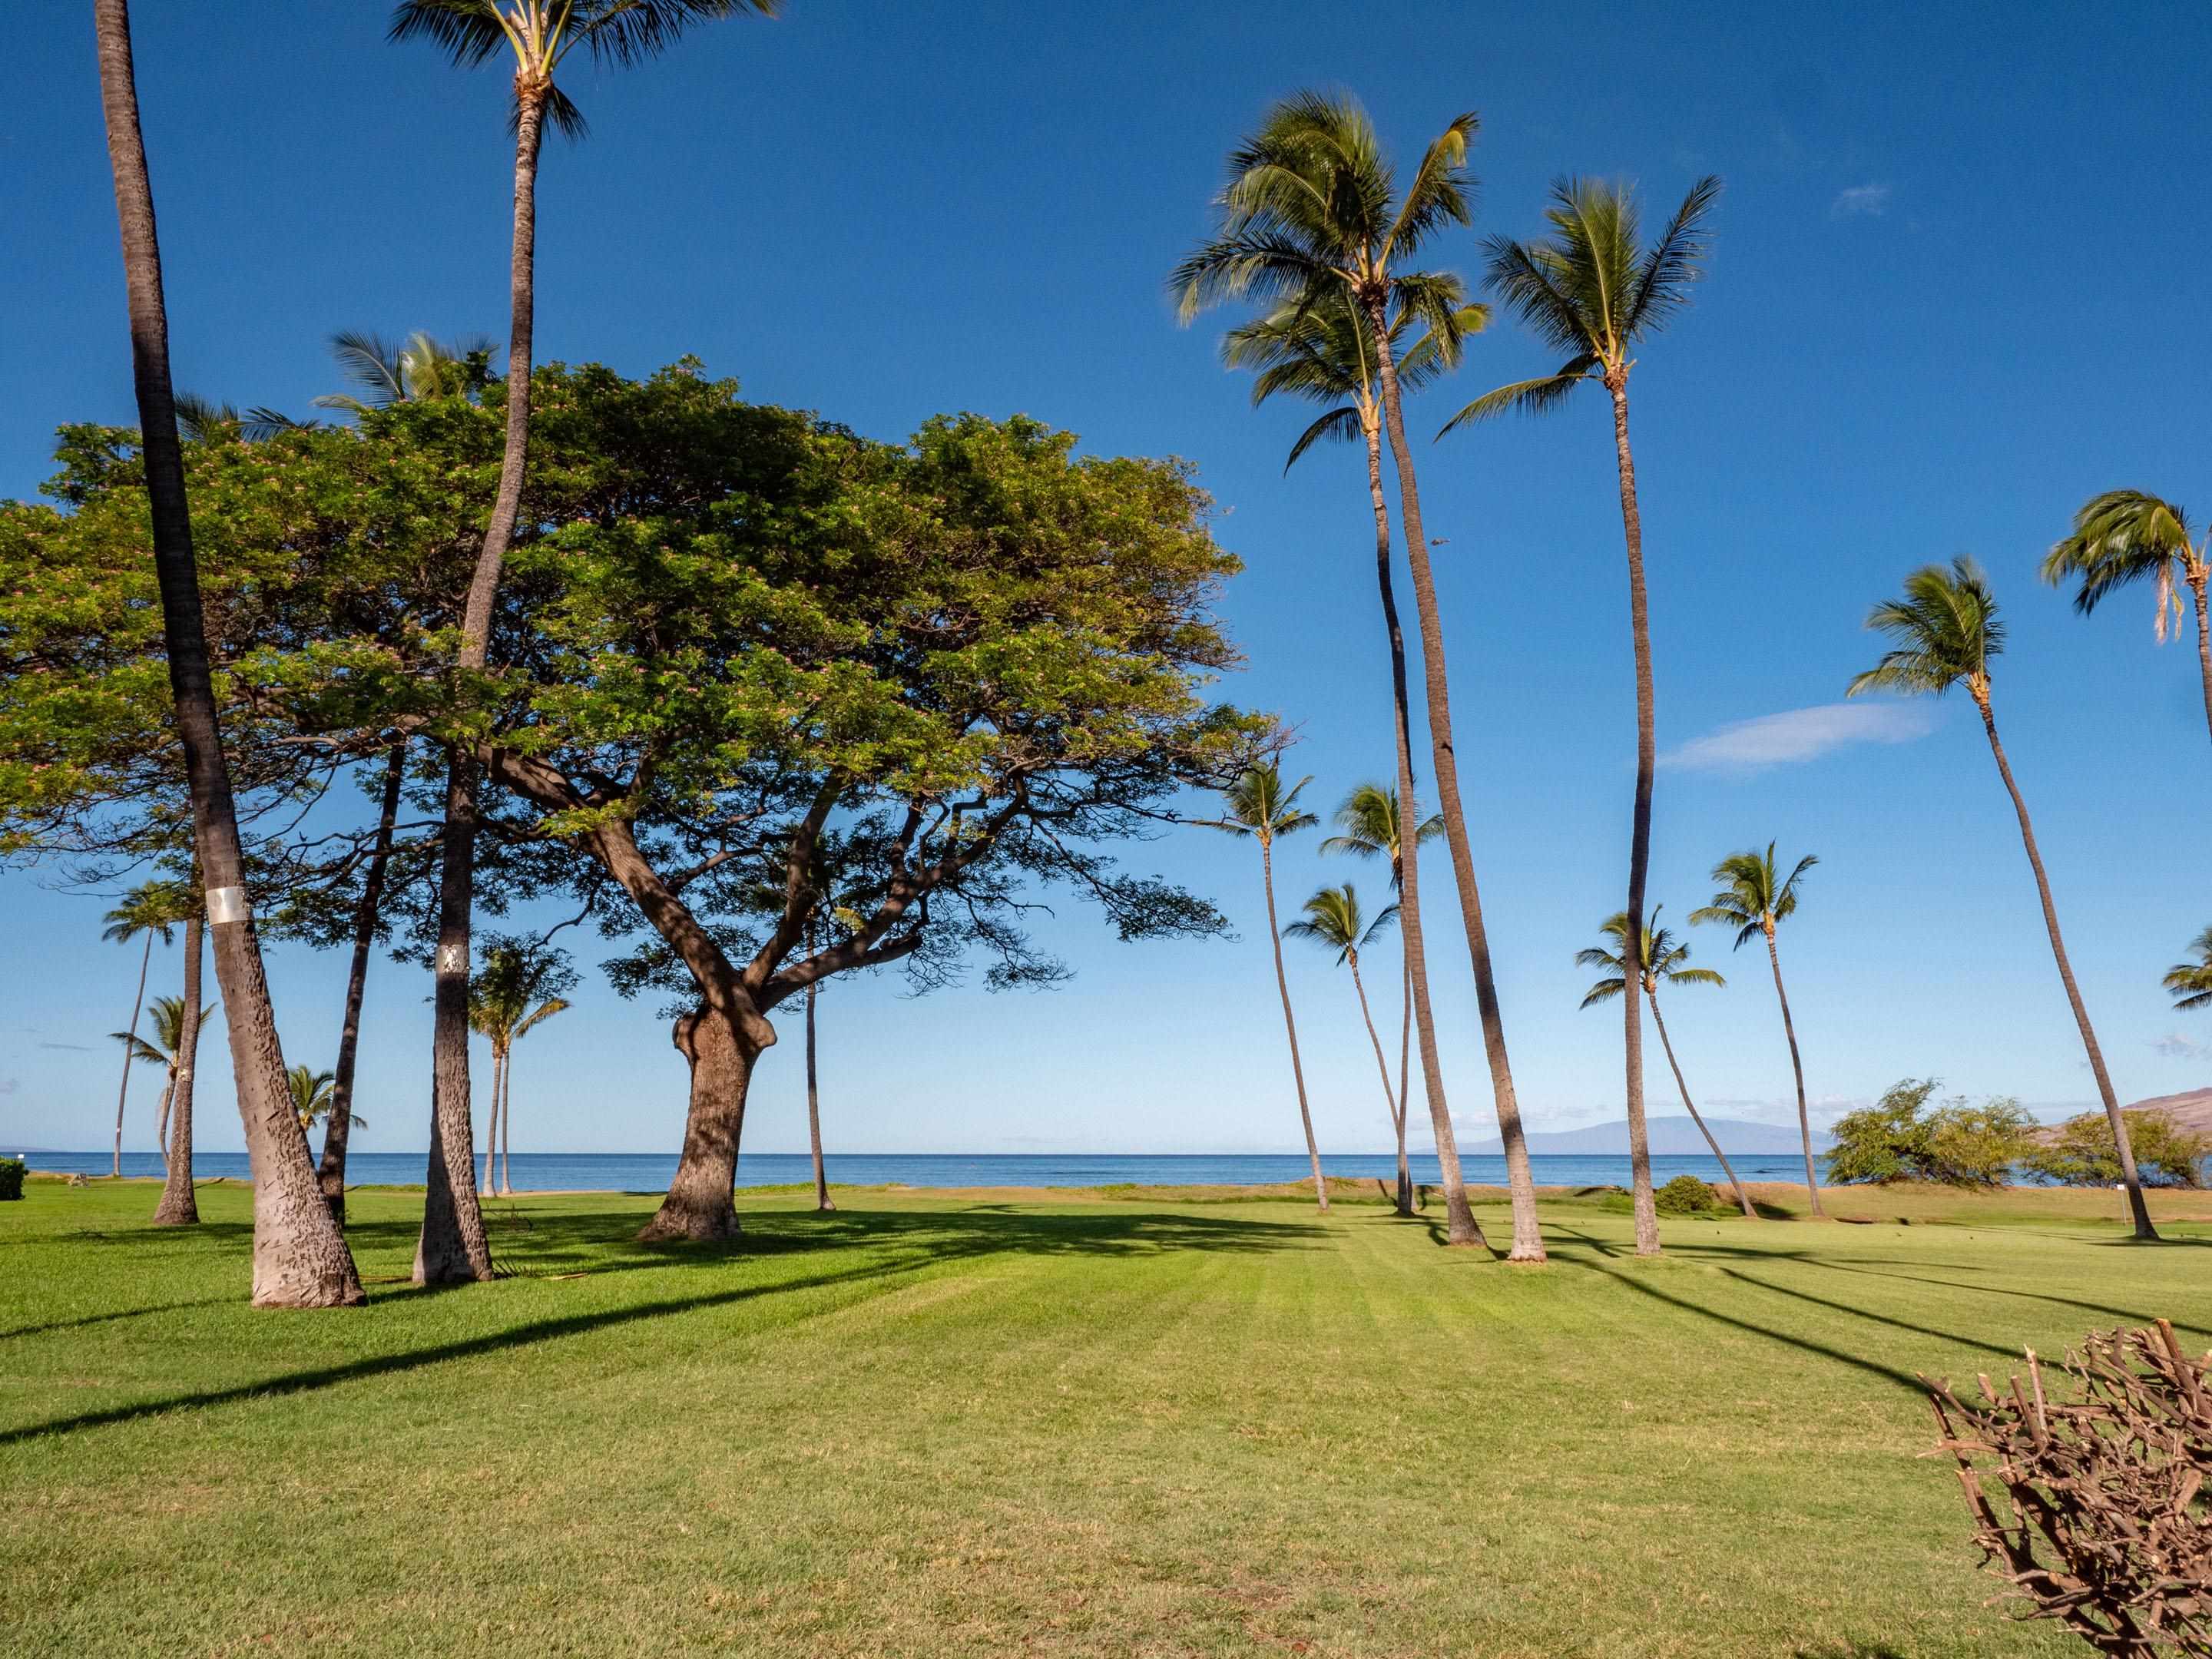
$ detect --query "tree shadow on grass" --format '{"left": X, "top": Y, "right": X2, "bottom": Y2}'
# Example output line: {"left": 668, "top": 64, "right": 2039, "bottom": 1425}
{"left": 0, "top": 1205, "right": 1319, "bottom": 1446}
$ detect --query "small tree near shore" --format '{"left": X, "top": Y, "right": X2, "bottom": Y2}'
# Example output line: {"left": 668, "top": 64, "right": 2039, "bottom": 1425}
{"left": 2025, "top": 1111, "right": 2208, "bottom": 1190}
{"left": 1826, "top": 1079, "right": 2035, "bottom": 1187}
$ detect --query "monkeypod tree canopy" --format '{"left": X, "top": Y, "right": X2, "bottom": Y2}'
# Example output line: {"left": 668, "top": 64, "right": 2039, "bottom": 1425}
{"left": 1, "top": 361, "right": 1262, "bottom": 1237}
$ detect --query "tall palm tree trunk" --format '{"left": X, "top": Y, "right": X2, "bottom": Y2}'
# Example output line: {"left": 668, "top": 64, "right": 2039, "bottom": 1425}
{"left": 1366, "top": 299, "right": 1540, "bottom": 1259}
{"left": 94, "top": 0, "right": 361, "bottom": 1306}
{"left": 322, "top": 740, "right": 404, "bottom": 1227}
{"left": 1762, "top": 929, "right": 1823, "bottom": 1217}
{"left": 498, "top": 1052, "right": 513, "bottom": 1197}
{"left": 151, "top": 915, "right": 202, "bottom": 1226}
{"left": 1346, "top": 952, "right": 1402, "bottom": 1175}
{"left": 1606, "top": 380, "right": 1661, "bottom": 1256}
{"left": 1365, "top": 419, "right": 1440, "bottom": 1226}
{"left": 807, "top": 936, "right": 833, "bottom": 1213}
{"left": 481, "top": 1053, "right": 503, "bottom": 1195}
{"left": 1974, "top": 694, "right": 2157, "bottom": 1240}
{"left": 111, "top": 929, "right": 154, "bottom": 1177}
{"left": 421, "top": 89, "right": 548, "bottom": 1286}
{"left": 154, "top": 1071, "right": 176, "bottom": 1172}
{"left": 1261, "top": 839, "right": 1328, "bottom": 1213}
{"left": 1647, "top": 992, "right": 1756, "bottom": 1219}
{"left": 2190, "top": 571, "right": 2212, "bottom": 751}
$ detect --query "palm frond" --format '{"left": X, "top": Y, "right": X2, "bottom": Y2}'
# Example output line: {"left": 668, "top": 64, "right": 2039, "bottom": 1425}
{"left": 1579, "top": 978, "right": 1627, "bottom": 1008}
{"left": 1479, "top": 233, "right": 1593, "bottom": 356}
{"left": 386, "top": 0, "right": 509, "bottom": 66}
{"left": 1848, "top": 557, "right": 2002, "bottom": 698}
{"left": 326, "top": 329, "right": 407, "bottom": 406}
{"left": 1436, "top": 362, "right": 1594, "bottom": 436}
{"left": 1283, "top": 406, "right": 1363, "bottom": 472}
{"left": 110, "top": 1031, "right": 167, "bottom": 1065}
{"left": 1621, "top": 174, "right": 1721, "bottom": 340}
{"left": 571, "top": 0, "right": 778, "bottom": 70}
{"left": 1382, "top": 111, "right": 1479, "bottom": 260}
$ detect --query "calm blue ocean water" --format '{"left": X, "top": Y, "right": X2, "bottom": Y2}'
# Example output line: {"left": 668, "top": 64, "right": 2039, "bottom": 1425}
{"left": 15, "top": 1150, "right": 1823, "bottom": 1191}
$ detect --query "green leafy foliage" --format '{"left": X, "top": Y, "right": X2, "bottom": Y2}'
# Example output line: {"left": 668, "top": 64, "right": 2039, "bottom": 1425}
{"left": 1654, "top": 1174, "right": 1721, "bottom": 1216}
{"left": 1826, "top": 1079, "right": 2037, "bottom": 1187}
{"left": 0, "top": 1157, "right": 22, "bottom": 1201}
{"left": 2022, "top": 1110, "right": 2210, "bottom": 1189}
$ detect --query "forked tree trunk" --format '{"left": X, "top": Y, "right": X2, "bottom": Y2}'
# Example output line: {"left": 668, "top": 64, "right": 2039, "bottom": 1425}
{"left": 321, "top": 740, "right": 403, "bottom": 1227}
{"left": 1647, "top": 991, "right": 1756, "bottom": 1219}
{"left": 1975, "top": 692, "right": 2157, "bottom": 1240}
{"left": 94, "top": 0, "right": 361, "bottom": 1305}
{"left": 1763, "top": 928, "right": 1824, "bottom": 1217}
{"left": 1607, "top": 378, "right": 1660, "bottom": 1257}
{"left": 639, "top": 1002, "right": 763, "bottom": 1243}
{"left": 151, "top": 915, "right": 203, "bottom": 1225}
{"left": 806, "top": 948, "right": 833, "bottom": 1213}
{"left": 1366, "top": 418, "right": 1432, "bottom": 1227}
{"left": 2190, "top": 570, "right": 2212, "bottom": 752}
{"left": 1260, "top": 840, "right": 1328, "bottom": 1213}
{"left": 419, "top": 84, "right": 548, "bottom": 1285}
{"left": 1367, "top": 299, "right": 1540, "bottom": 1258}
{"left": 1345, "top": 950, "right": 1403, "bottom": 1203}
{"left": 112, "top": 930, "right": 154, "bottom": 1177}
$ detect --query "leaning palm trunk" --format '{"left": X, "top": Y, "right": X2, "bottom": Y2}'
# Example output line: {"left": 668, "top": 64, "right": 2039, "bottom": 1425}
{"left": 1974, "top": 694, "right": 2157, "bottom": 1240}
{"left": 94, "top": 0, "right": 361, "bottom": 1304}
{"left": 1363, "top": 421, "right": 1429, "bottom": 1224}
{"left": 1366, "top": 300, "right": 1541, "bottom": 1259}
{"left": 1647, "top": 992, "right": 1755, "bottom": 1219}
{"left": 1606, "top": 379, "right": 1661, "bottom": 1256}
{"left": 1261, "top": 839, "right": 1328, "bottom": 1212}
{"left": 111, "top": 929, "right": 154, "bottom": 1177}
{"left": 1345, "top": 951, "right": 1402, "bottom": 1186}
{"left": 2191, "top": 573, "right": 2212, "bottom": 751}
{"left": 321, "top": 740, "right": 404, "bottom": 1226}
{"left": 1761, "top": 929, "right": 1823, "bottom": 1217}
{"left": 806, "top": 923, "right": 833, "bottom": 1213}
{"left": 498, "top": 1053, "right": 514, "bottom": 1197}
{"left": 421, "top": 91, "right": 548, "bottom": 1286}
{"left": 151, "top": 915, "right": 202, "bottom": 1226}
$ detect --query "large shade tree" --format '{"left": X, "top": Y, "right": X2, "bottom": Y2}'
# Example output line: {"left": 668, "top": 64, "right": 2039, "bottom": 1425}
{"left": 390, "top": 0, "right": 778, "bottom": 1285}
{"left": 1174, "top": 91, "right": 1541, "bottom": 1257}
{"left": 1847, "top": 557, "right": 2157, "bottom": 1240}
{"left": 1445, "top": 174, "right": 1720, "bottom": 1257}
{"left": 2042, "top": 489, "right": 2212, "bottom": 750}
{"left": 89, "top": 0, "right": 362, "bottom": 1305}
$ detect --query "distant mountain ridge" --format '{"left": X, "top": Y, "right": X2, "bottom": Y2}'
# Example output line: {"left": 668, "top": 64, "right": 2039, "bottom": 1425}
{"left": 1459, "top": 1116, "right": 1830, "bottom": 1157}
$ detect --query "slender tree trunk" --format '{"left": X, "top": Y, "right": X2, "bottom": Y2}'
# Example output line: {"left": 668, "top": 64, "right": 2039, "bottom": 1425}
{"left": 1763, "top": 929, "right": 1824, "bottom": 1217}
{"left": 112, "top": 930, "right": 154, "bottom": 1177}
{"left": 151, "top": 915, "right": 202, "bottom": 1225}
{"left": 639, "top": 1003, "right": 763, "bottom": 1243}
{"left": 498, "top": 1050, "right": 512, "bottom": 1197}
{"left": 1975, "top": 692, "right": 2157, "bottom": 1240}
{"left": 154, "top": 1072, "right": 175, "bottom": 1173}
{"left": 1648, "top": 992, "right": 1756, "bottom": 1218}
{"left": 1606, "top": 379, "right": 1661, "bottom": 1257}
{"left": 1366, "top": 422, "right": 1427, "bottom": 1227}
{"left": 419, "top": 91, "right": 546, "bottom": 1286}
{"left": 1367, "top": 300, "right": 1538, "bottom": 1258}
{"left": 2190, "top": 570, "right": 2212, "bottom": 752}
{"left": 807, "top": 934, "right": 832, "bottom": 1213}
{"left": 321, "top": 740, "right": 403, "bottom": 1227}
{"left": 1261, "top": 839, "right": 1328, "bottom": 1212}
{"left": 94, "top": 0, "right": 361, "bottom": 1305}
{"left": 1346, "top": 951, "right": 1402, "bottom": 1187}
{"left": 481, "top": 1053, "right": 502, "bottom": 1196}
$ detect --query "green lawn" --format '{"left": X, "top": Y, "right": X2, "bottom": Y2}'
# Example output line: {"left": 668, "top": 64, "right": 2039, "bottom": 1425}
{"left": 2, "top": 1180, "right": 2206, "bottom": 1657}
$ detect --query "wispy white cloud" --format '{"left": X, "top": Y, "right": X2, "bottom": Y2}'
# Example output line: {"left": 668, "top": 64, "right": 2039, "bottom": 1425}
{"left": 1662, "top": 701, "right": 1932, "bottom": 774}
{"left": 2153, "top": 1032, "right": 2211, "bottom": 1061}
{"left": 1832, "top": 183, "right": 1891, "bottom": 218}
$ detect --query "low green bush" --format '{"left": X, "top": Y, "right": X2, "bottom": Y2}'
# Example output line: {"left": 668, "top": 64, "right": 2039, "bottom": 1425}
{"left": 2022, "top": 1109, "right": 2209, "bottom": 1188}
{"left": 0, "top": 1157, "right": 24, "bottom": 1201}
{"left": 1826, "top": 1078, "right": 2035, "bottom": 1187}
{"left": 1654, "top": 1174, "right": 1722, "bottom": 1215}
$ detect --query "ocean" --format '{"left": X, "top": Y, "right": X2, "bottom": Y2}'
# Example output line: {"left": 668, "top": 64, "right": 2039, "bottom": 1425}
{"left": 15, "top": 1150, "right": 1823, "bottom": 1191}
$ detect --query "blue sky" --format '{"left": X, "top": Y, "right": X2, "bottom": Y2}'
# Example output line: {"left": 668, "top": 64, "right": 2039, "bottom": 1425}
{"left": 5, "top": 0, "right": 2211, "bottom": 1157}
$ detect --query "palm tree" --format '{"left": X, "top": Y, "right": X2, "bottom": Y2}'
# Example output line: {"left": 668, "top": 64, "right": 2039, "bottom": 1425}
{"left": 1203, "top": 761, "right": 1329, "bottom": 1212}
{"left": 1319, "top": 783, "right": 1442, "bottom": 1215}
{"left": 1690, "top": 844, "right": 1823, "bottom": 1217}
{"left": 111, "top": 995, "right": 217, "bottom": 1173}
{"left": 390, "top": 0, "right": 777, "bottom": 1283}
{"left": 2164, "top": 927, "right": 2212, "bottom": 1011}
{"left": 101, "top": 879, "right": 187, "bottom": 1177}
{"left": 94, "top": 0, "right": 363, "bottom": 1306}
{"left": 1847, "top": 556, "right": 2157, "bottom": 1239}
{"left": 290, "top": 1067, "right": 339, "bottom": 1132}
{"left": 1578, "top": 909, "right": 1754, "bottom": 1218}
{"left": 2042, "top": 490, "right": 2212, "bottom": 748}
{"left": 314, "top": 329, "right": 495, "bottom": 418}
{"left": 151, "top": 906, "right": 208, "bottom": 1227}
{"left": 1446, "top": 175, "right": 1721, "bottom": 1257}
{"left": 469, "top": 945, "right": 573, "bottom": 1197}
{"left": 321, "top": 741, "right": 408, "bottom": 1227}
{"left": 1284, "top": 884, "right": 1406, "bottom": 1210}
{"left": 1174, "top": 91, "right": 1541, "bottom": 1257}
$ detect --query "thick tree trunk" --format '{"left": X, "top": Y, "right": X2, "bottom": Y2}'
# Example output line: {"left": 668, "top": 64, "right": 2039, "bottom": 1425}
{"left": 151, "top": 916, "right": 202, "bottom": 1226}
{"left": 1368, "top": 421, "right": 1428, "bottom": 1227}
{"left": 1607, "top": 380, "right": 1660, "bottom": 1257}
{"left": 2190, "top": 571, "right": 2212, "bottom": 753}
{"left": 639, "top": 1004, "right": 762, "bottom": 1243}
{"left": 419, "top": 88, "right": 546, "bottom": 1284}
{"left": 1763, "top": 929, "right": 1824, "bottom": 1217}
{"left": 320, "top": 741, "right": 402, "bottom": 1226}
{"left": 1975, "top": 694, "right": 2157, "bottom": 1240}
{"left": 1367, "top": 299, "right": 1538, "bottom": 1257}
{"left": 1648, "top": 992, "right": 1756, "bottom": 1218}
{"left": 1346, "top": 952, "right": 1403, "bottom": 1201}
{"left": 94, "top": 0, "right": 361, "bottom": 1306}
{"left": 806, "top": 950, "right": 833, "bottom": 1213}
{"left": 1262, "top": 840, "right": 1328, "bottom": 1212}
{"left": 112, "top": 930, "right": 154, "bottom": 1177}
